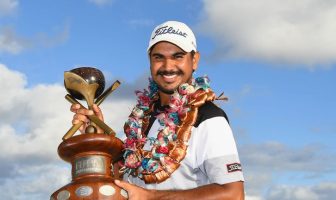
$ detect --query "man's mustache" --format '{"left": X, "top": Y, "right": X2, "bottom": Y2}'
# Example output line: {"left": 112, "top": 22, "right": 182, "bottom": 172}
{"left": 157, "top": 70, "right": 184, "bottom": 76}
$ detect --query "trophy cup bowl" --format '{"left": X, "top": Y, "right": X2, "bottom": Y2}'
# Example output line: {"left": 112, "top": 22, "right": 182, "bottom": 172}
{"left": 51, "top": 67, "right": 127, "bottom": 200}
{"left": 65, "top": 67, "right": 106, "bottom": 101}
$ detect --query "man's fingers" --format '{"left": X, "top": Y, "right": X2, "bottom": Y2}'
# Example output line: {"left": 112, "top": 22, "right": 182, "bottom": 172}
{"left": 114, "top": 180, "right": 150, "bottom": 199}
{"left": 115, "top": 180, "right": 130, "bottom": 199}
{"left": 73, "top": 114, "right": 90, "bottom": 123}
{"left": 72, "top": 119, "right": 79, "bottom": 125}
{"left": 70, "top": 104, "right": 81, "bottom": 112}
{"left": 114, "top": 179, "right": 126, "bottom": 189}
{"left": 72, "top": 118, "right": 88, "bottom": 125}
{"left": 92, "top": 104, "right": 104, "bottom": 120}
{"left": 92, "top": 104, "right": 101, "bottom": 112}
{"left": 71, "top": 104, "right": 94, "bottom": 116}
{"left": 79, "top": 124, "right": 85, "bottom": 132}
{"left": 114, "top": 180, "right": 133, "bottom": 191}
{"left": 76, "top": 108, "right": 94, "bottom": 116}
{"left": 70, "top": 104, "right": 105, "bottom": 134}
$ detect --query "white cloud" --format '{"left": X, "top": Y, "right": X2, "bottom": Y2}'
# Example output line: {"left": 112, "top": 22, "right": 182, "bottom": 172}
{"left": 0, "top": 64, "right": 134, "bottom": 199}
{"left": 0, "top": 25, "right": 69, "bottom": 54}
{"left": 88, "top": 0, "right": 114, "bottom": 7}
{"left": 245, "top": 195, "right": 263, "bottom": 200}
{"left": 0, "top": 0, "right": 18, "bottom": 16}
{"left": 0, "top": 164, "right": 70, "bottom": 200}
{"left": 240, "top": 142, "right": 334, "bottom": 173}
{"left": 266, "top": 182, "right": 336, "bottom": 200}
{"left": 238, "top": 141, "right": 336, "bottom": 199}
{"left": 0, "top": 64, "right": 70, "bottom": 160}
{"left": 244, "top": 173, "right": 273, "bottom": 196}
{"left": 268, "top": 185, "right": 319, "bottom": 200}
{"left": 0, "top": 27, "right": 27, "bottom": 54}
{"left": 243, "top": 181, "right": 336, "bottom": 200}
{"left": 200, "top": 0, "right": 336, "bottom": 67}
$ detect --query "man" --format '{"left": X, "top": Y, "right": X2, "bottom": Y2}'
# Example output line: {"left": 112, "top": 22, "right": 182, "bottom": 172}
{"left": 71, "top": 21, "right": 244, "bottom": 199}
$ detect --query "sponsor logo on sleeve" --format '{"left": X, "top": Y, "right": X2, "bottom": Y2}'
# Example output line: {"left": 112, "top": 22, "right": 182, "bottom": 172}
{"left": 227, "top": 163, "right": 242, "bottom": 173}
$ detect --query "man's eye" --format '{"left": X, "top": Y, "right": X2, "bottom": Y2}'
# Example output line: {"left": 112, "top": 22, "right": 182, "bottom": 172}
{"left": 153, "top": 55, "right": 162, "bottom": 60}
{"left": 174, "top": 54, "right": 184, "bottom": 59}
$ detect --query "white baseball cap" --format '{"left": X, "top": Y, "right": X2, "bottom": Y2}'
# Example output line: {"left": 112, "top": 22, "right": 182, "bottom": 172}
{"left": 147, "top": 21, "right": 197, "bottom": 53}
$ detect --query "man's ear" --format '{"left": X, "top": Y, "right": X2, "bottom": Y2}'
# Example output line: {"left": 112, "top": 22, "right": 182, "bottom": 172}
{"left": 192, "top": 52, "right": 200, "bottom": 71}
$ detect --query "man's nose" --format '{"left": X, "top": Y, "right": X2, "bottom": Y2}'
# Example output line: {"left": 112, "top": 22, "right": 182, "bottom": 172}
{"left": 162, "top": 58, "right": 175, "bottom": 70}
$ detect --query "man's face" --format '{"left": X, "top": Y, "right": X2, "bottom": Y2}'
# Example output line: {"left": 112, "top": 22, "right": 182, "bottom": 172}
{"left": 149, "top": 42, "right": 200, "bottom": 94}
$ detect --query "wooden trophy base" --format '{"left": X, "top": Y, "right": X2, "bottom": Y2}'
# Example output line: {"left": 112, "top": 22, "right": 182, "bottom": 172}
{"left": 50, "top": 134, "right": 127, "bottom": 200}
{"left": 51, "top": 177, "right": 127, "bottom": 200}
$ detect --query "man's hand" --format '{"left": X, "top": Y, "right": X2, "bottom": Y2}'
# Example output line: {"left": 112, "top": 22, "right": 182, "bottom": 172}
{"left": 70, "top": 103, "right": 104, "bottom": 133}
{"left": 115, "top": 180, "right": 154, "bottom": 200}
{"left": 114, "top": 180, "right": 244, "bottom": 200}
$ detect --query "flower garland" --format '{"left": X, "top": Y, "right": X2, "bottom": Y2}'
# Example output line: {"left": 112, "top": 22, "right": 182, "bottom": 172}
{"left": 120, "top": 76, "right": 217, "bottom": 183}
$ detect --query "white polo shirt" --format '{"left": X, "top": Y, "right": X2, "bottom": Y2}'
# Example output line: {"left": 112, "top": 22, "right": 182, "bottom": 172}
{"left": 125, "top": 101, "right": 244, "bottom": 189}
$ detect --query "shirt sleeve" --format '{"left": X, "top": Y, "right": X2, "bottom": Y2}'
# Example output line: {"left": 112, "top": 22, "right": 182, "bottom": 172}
{"left": 194, "top": 116, "right": 244, "bottom": 184}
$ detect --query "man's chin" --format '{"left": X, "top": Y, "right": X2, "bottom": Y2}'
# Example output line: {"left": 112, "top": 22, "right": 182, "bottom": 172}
{"left": 157, "top": 84, "right": 177, "bottom": 94}
{"left": 158, "top": 87, "right": 175, "bottom": 95}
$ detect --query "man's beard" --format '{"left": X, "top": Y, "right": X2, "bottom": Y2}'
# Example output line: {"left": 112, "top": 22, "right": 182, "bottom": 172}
{"left": 158, "top": 85, "right": 175, "bottom": 94}
{"left": 155, "top": 69, "right": 188, "bottom": 94}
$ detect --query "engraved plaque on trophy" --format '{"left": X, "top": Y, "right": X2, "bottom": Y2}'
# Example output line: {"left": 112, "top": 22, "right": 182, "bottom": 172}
{"left": 50, "top": 67, "right": 127, "bottom": 200}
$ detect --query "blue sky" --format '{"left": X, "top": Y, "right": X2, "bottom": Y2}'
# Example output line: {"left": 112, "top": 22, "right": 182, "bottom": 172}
{"left": 1, "top": 0, "right": 336, "bottom": 199}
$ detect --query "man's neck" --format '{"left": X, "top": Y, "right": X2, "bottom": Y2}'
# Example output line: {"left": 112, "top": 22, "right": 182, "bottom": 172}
{"left": 159, "top": 91, "right": 171, "bottom": 106}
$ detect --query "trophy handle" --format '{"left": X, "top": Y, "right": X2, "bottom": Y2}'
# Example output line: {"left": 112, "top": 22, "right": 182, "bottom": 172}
{"left": 63, "top": 123, "right": 83, "bottom": 140}
{"left": 95, "top": 80, "right": 120, "bottom": 105}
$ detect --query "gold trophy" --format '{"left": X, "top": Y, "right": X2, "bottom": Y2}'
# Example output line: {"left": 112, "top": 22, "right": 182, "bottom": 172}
{"left": 51, "top": 67, "right": 127, "bottom": 200}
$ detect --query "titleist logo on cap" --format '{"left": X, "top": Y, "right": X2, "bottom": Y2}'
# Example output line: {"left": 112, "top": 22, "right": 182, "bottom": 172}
{"left": 152, "top": 25, "right": 188, "bottom": 39}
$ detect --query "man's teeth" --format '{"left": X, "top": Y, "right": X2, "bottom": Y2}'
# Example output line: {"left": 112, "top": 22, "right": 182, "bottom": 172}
{"left": 163, "top": 74, "right": 177, "bottom": 78}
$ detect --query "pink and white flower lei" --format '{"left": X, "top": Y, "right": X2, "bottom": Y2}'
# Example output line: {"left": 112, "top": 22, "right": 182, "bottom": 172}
{"left": 121, "top": 76, "right": 211, "bottom": 179}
